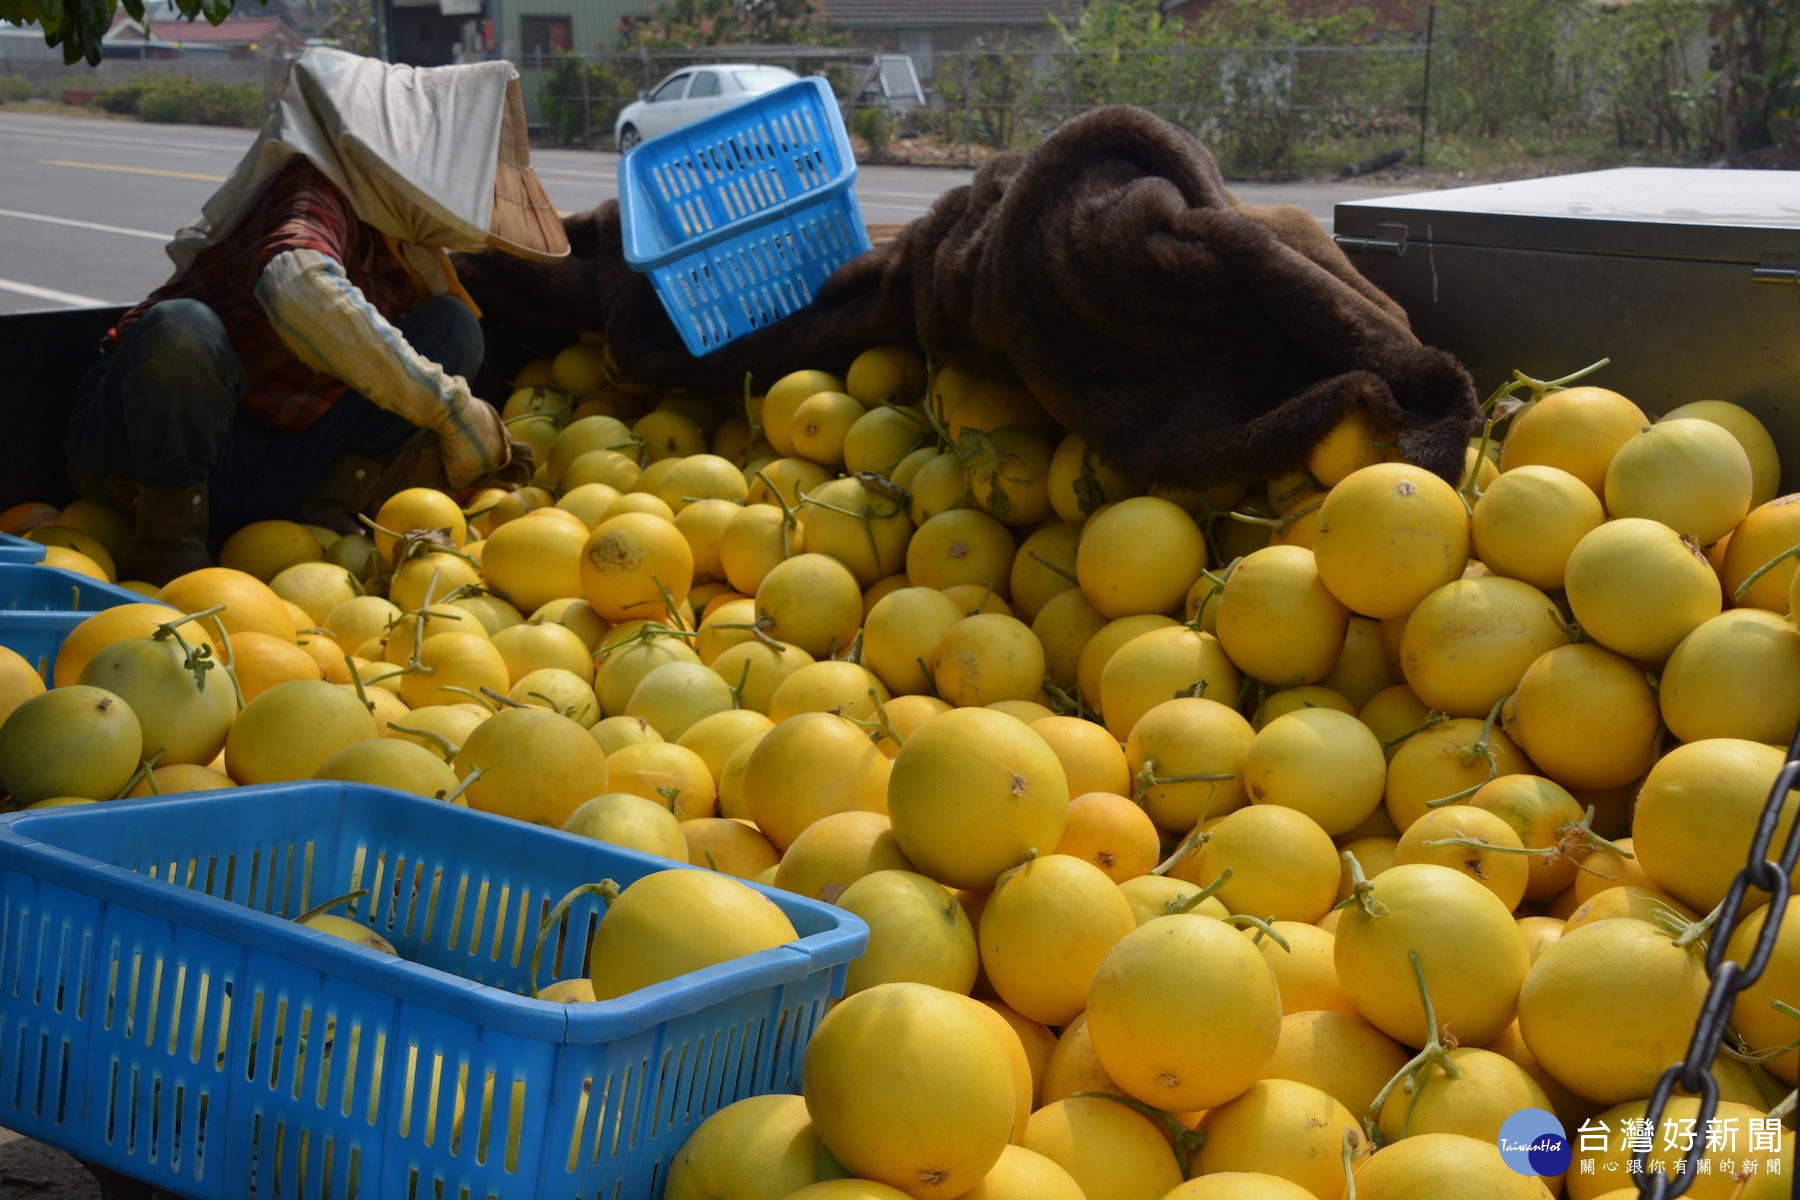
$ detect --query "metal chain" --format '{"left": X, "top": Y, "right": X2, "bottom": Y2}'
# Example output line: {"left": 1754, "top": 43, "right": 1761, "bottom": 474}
{"left": 1635, "top": 720, "right": 1800, "bottom": 1197}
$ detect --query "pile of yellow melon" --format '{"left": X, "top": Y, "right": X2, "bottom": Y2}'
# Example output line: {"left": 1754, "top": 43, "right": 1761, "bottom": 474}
{"left": 3, "top": 340, "right": 1799, "bottom": 1200}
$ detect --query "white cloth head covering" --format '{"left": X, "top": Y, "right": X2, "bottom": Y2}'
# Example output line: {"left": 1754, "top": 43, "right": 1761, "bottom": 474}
{"left": 167, "top": 47, "right": 566, "bottom": 276}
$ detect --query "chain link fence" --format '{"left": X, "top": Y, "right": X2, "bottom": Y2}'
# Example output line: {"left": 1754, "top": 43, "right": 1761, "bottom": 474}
{"left": 524, "top": 43, "right": 1433, "bottom": 179}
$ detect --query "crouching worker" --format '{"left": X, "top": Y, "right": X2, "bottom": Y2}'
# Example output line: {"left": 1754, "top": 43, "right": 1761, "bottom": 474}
{"left": 64, "top": 48, "right": 568, "bottom": 584}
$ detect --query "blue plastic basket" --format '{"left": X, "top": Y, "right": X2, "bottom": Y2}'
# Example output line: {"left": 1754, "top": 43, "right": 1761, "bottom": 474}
{"left": 0, "top": 563, "right": 162, "bottom": 678}
{"left": 619, "top": 77, "right": 873, "bottom": 357}
{"left": 0, "top": 783, "right": 865, "bottom": 1200}
{"left": 0, "top": 533, "right": 46, "bottom": 564}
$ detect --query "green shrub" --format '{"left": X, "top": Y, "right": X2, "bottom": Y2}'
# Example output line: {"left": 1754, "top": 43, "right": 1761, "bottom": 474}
{"left": 0, "top": 75, "right": 32, "bottom": 104}
{"left": 850, "top": 105, "right": 893, "bottom": 157}
{"left": 91, "top": 74, "right": 266, "bottom": 126}
{"left": 91, "top": 78, "right": 148, "bottom": 114}
{"left": 538, "top": 55, "right": 636, "bottom": 146}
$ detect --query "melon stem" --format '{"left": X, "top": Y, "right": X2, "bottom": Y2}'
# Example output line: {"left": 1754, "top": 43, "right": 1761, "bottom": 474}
{"left": 1671, "top": 899, "right": 1724, "bottom": 949}
{"left": 1493, "top": 357, "right": 1611, "bottom": 411}
{"left": 725, "top": 658, "right": 753, "bottom": 710}
{"left": 442, "top": 582, "right": 513, "bottom": 606}
{"left": 1040, "top": 677, "right": 1094, "bottom": 721}
{"left": 296, "top": 888, "right": 370, "bottom": 926}
{"left": 866, "top": 690, "right": 904, "bottom": 750}
{"left": 1341, "top": 1127, "right": 1362, "bottom": 1200}
{"left": 649, "top": 574, "right": 688, "bottom": 631}
{"left": 1365, "top": 950, "right": 1461, "bottom": 1148}
{"left": 1733, "top": 540, "right": 1800, "bottom": 602}
{"left": 1547, "top": 604, "right": 1586, "bottom": 644}
{"left": 529, "top": 879, "right": 620, "bottom": 999}
{"left": 709, "top": 618, "right": 786, "bottom": 653}
{"left": 591, "top": 622, "right": 699, "bottom": 668}
{"left": 1070, "top": 1091, "right": 1205, "bottom": 1176}
{"left": 442, "top": 686, "right": 497, "bottom": 712}
{"left": 479, "top": 686, "right": 526, "bottom": 709}
{"left": 1272, "top": 472, "right": 1328, "bottom": 508}
{"left": 1559, "top": 805, "right": 1632, "bottom": 860}
{"left": 1130, "top": 757, "right": 1234, "bottom": 808}
{"left": 1184, "top": 560, "right": 1240, "bottom": 633}
{"left": 1379, "top": 710, "right": 1449, "bottom": 751}
{"left": 967, "top": 577, "right": 999, "bottom": 619}
{"left": 1724, "top": 1004, "right": 1800, "bottom": 1072}
{"left": 798, "top": 491, "right": 904, "bottom": 579}
{"left": 386, "top": 723, "right": 459, "bottom": 763}
{"left": 153, "top": 604, "right": 226, "bottom": 640}
{"left": 1770, "top": 1087, "right": 1797, "bottom": 1123}
{"left": 608, "top": 435, "right": 648, "bottom": 468}
{"left": 1223, "top": 913, "right": 1290, "bottom": 952}
{"left": 1027, "top": 550, "right": 1078, "bottom": 586}
{"left": 1335, "top": 851, "right": 1388, "bottom": 919}
{"left": 526, "top": 691, "right": 579, "bottom": 720}
{"left": 344, "top": 656, "right": 377, "bottom": 713}
{"left": 1163, "top": 868, "right": 1232, "bottom": 913}
{"left": 750, "top": 468, "right": 801, "bottom": 558}
{"left": 155, "top": 606, "right": 226, "bottom": 691}
{"left": 1460, "top": 418, "right": 1497, "bottom": 503}
{"left": 742, "top": 372, "right": 765, "bottom": 451}
{"left": 1423, "top": 697, "right": 1507, "bottom": 810}
{"left": 1152, "top": 784, "right": 1221, "bottom": 876}
{"left": 198, "top": 614, "right": 245, "bottom": 710}
{"left": 438, "top": 762, "right": 485, "bottom": 806}
{"left": 111, "top": 748, "right": 164, "bottom": 800}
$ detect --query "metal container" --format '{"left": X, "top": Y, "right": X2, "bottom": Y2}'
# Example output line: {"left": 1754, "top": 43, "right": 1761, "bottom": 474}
{"left": 1334, "top": 167, "right": 1800, "bottom": 480}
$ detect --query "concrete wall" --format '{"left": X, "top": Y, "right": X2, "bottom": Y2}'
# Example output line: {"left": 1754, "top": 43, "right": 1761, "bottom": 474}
{"left": 0, "top": 54, "right": 277, "bottom": 96}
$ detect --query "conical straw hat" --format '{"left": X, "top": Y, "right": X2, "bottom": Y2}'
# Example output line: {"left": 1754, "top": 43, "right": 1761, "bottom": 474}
{"left": 488, "top": 77, "right": 569, "bottom": 262}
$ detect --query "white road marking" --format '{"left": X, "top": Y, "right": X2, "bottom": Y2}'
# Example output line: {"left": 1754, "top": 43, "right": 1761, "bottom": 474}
{"left": 0, "top": 119, "right": 247, "bottom": 156}
{"left": 0, "top": 207, "right": 169, "bottom": 241}
{"left": 0, "top": 276, "right": 111, "bottom": 306}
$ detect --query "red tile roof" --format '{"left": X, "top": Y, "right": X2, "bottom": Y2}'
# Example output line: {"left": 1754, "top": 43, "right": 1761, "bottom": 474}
{"left": 819, "top": 0, "right": 1085, "bottom": 26}
{"left": 107, "top": 11, "right": 293, "bottom": 43}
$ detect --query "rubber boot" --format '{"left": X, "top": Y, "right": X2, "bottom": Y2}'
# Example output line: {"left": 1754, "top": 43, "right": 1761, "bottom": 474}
{"left": 125, "top": 483, "right": 211, "bottom": 587}
{"left": 291, "top": 453, "right": 386, "bottom": 536}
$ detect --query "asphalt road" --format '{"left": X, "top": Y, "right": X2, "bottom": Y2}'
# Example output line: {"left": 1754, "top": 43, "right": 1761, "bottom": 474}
{"left": 0, "top": 108, "right": 1415, "bottom": 314}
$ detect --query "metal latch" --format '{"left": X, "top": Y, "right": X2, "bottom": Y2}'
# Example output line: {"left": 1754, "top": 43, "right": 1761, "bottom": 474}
{"left": 1754, "top": 246, "right": 1800, "bottom": 283}
{"left": 1332, "top": 222, "right": 1408, "bottom": 256}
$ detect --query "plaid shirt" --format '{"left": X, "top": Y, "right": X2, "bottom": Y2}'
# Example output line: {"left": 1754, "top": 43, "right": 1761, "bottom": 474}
{"left": 115, "top": 158, "right": 421, "bottom": 433}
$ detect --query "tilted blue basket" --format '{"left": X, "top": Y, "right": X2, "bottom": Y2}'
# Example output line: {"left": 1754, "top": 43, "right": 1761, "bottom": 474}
{"left": 0, "top": 784, "right": 866, "bottom": 1200}
{"left": 0, "top": 563, "right": 165, "bottom": 679}
{"left": 619, "top": 77, "right": 873, "bottom": 357}
{"left": 0, "top": 533, "right": 46, "bottom": 564}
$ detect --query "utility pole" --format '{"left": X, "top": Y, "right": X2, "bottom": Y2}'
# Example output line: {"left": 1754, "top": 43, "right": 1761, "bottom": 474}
{"left": 1417, "top": 3, "right": 1435, "bottom": 168}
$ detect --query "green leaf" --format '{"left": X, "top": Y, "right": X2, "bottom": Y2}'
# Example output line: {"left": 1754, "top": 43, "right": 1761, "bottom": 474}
{"left": 198, "top": 0, "right": 229, "bottom": 25}
{"left": 74, "top": 0, "right": 108, "bottom": 51}
{"left": 1073, "top": 449, "right": 1108, "bottom": 516}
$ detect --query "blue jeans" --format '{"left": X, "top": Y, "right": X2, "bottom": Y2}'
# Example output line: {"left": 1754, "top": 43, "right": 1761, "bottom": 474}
{"left": 64, "top": 295, "right": 483, "bottom": 537}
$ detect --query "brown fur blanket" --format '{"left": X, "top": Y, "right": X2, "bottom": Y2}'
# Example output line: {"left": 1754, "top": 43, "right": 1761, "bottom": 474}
{"left": 456, "top": 105, "right": 1480, "bottom": 487}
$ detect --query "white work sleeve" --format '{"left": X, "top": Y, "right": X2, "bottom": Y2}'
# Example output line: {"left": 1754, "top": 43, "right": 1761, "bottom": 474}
{"left": 254, "top": 247, "right": 508, "bottom": 487}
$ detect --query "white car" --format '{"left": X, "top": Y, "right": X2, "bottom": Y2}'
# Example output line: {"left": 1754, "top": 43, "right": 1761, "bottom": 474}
{"left": 613, "top": 64, "right": 802, "bottom": 152}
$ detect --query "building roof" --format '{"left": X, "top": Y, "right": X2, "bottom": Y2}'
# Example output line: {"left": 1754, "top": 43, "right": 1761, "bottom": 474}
{"left": 106, "top": 8, "right": 295, "bottom": 44}
{"left": 819, "top": 0, "right": 1085, "bottom": 27}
